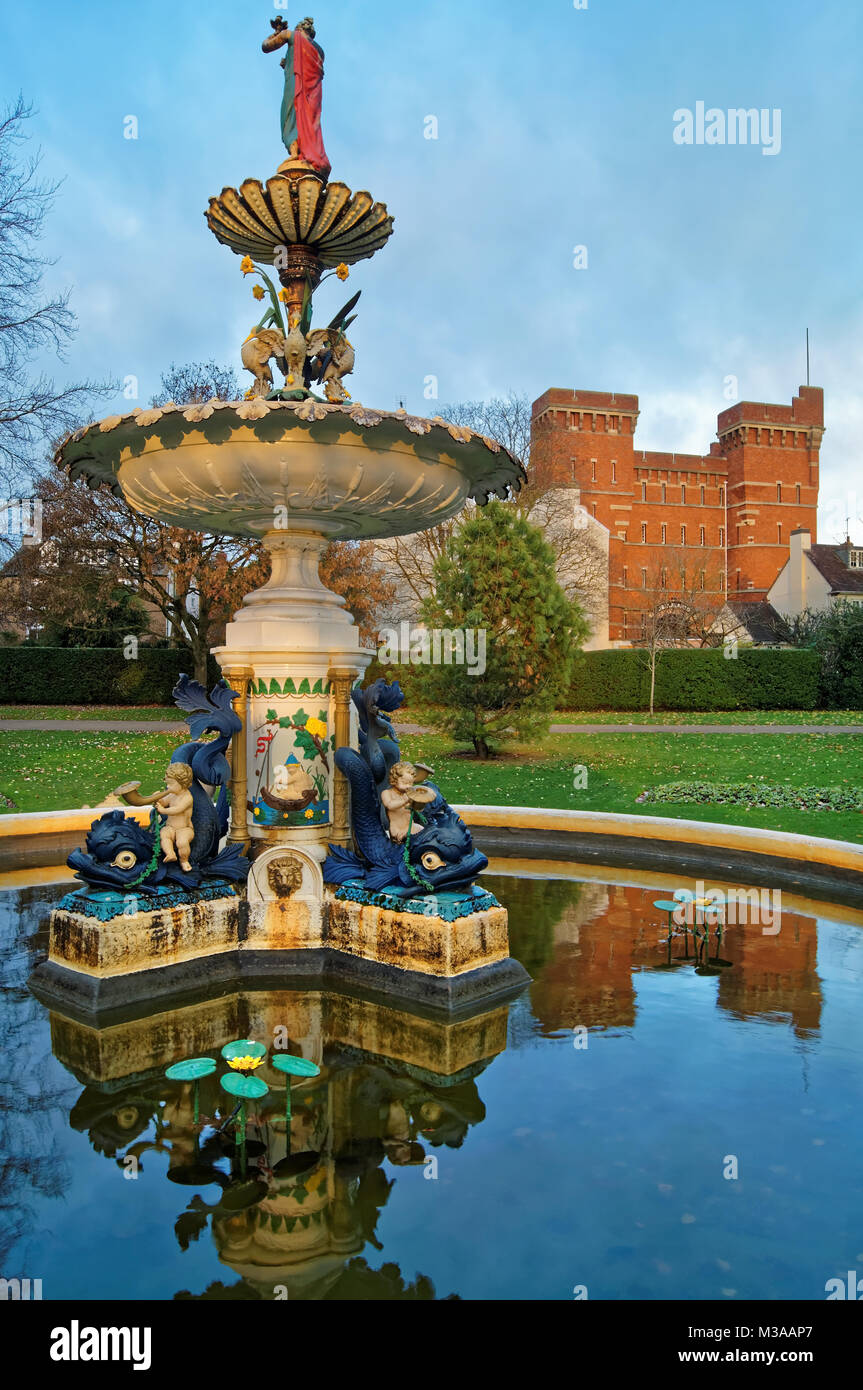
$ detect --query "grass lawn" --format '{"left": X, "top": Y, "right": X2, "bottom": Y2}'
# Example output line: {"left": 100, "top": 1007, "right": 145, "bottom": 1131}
{"left": 398, "top": 729, "right": 863, "bottom": 844}
{"left": 2, "top": 727, "right": 860, "bottom": 844}
{"left": 552, "top": 709, "right": 863, "bottom": 725}
{"left": 0, "top": 732, "right": 180, "bottom": 811}
{"left": 0, "top": 705, "right": 181, "bottom": 721}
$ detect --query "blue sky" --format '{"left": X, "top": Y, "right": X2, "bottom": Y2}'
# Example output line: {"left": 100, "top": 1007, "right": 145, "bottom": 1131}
{"left": 3, "top": 0, "right": 862, "bottom": 539}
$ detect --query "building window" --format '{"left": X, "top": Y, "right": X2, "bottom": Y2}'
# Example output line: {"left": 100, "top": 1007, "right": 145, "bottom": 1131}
{"left": 622, "top": 566, "right": 628, "bottom": 588}
{"left": 641, "top": 522, "right": 647, "bottom": 543}
{"left": 719, "top": 527, "right": 725, "bottom": 546}
{"left": 641, "top": 568, "right": 648, "bottom": 589}
{"left": 592, "top": 503, "right": 597, "bottom": 517}
{"left": 611, "top": 460, "right": 617, "bottom": 484}
{"left": 796, "top": 484, "right": 801, "bottom": 503}
{"left": 661, "top": 567, "right": 667, "bottom": 588}
{"left": 680, "top": 524, "right": 686, "bottom": 545}
{"left": 777, "top": 483, "right": 782, "bottom": 502}
{"left": 700, "top": 485, "right": 706, "bottom": 505}
{"left": 661, "top": 524, "right": 667, "bottom": 544}
{"left": 719, "top": 486, "right": 725, "bottom": 505}
{"left": 641, "top": 481, "right": 647, "bottom": 501}
{"left": 719, "top": 572, "right": 725, "bottom": 591}
{"left": 662, "top": 484, "right": 667, "bottom": 503}
{"left": 681, "top": 484, "right": 686, "bottom": 504}
{"left": 849, "top": 549, "right": 863, "bottom": 568}
{"left": 591, "top": 459, "right": 597, "bottom": 482}
{"left": 700, "top": 526, "right": 706, "bottom": 546}
{"left": 777, "top": 523, "right": 782, "bottom": 544}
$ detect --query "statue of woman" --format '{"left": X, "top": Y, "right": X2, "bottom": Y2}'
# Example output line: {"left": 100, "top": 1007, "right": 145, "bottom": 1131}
{"left": 263, "top": 16, "right": 331, "bottom": 178}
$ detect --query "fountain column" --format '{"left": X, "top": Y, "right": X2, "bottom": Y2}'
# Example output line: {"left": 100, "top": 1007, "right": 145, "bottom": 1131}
{"left": 328, "top": 665, "right": 360, "bottom": 848}
{"left": 213, "top": 529, "right": 372, "bottom": 860}
{"left": 219, "top": 664, "right": 253, "bottom": 849}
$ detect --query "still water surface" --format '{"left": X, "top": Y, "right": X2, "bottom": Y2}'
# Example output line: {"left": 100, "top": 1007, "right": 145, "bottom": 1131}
{"left": 2, "top": 870, "right": 862, "bottom": 1301}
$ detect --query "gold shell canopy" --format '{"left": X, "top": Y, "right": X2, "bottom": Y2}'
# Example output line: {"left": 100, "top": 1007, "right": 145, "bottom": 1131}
{"left": 206, "top": 174, "right": 394, "bottom": 267}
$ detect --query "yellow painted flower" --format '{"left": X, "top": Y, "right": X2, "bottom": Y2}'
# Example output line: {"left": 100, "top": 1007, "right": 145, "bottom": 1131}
{"left": 244, "top": 388, "right": 256, "bottom": 400}
{"left": 278, "top": 288, "right": 289, "bottom": 303}
{"left": 252, "top": 284, "right": 265, "bottom": 301}
{"left": 305, "top": 717, "right": 327, "bottom": 740}
{"left": 304, "top": 808, "right": 315, "bottom": 820}
{"left": 228, "top": 1055, "right": 265, "bottom": 1071}
{"left": 240, "top": 255, "right": 255, "bottom": 276}
{"left": 287, "top": 375, "right": 295, "bottom": 385}
{"left": 336, "top": 263, "right": 350, "bottom": 281}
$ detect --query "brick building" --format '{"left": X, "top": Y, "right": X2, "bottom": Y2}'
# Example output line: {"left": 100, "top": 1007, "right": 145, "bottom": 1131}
{"left": 531, "top": 384, "right": 823, "bottom": 644}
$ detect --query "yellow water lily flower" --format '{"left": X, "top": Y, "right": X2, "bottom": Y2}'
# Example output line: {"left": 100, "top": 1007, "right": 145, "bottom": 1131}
{"left": 252, "top": 284, "right": 265, "bottom": 301}
{"left": 336, "top": 263, "right": 350, "bottom": 281}
{"left": 304, "top": 808, "right": 315, "bottom": 819}
{"left": 305, "top": 717, "right": 327, "bottom": 740}
{"left": 228, "top": 1055, "right": 265, "bottom": 1071}
{"left": 240, "top": 255, "right": 255, "bottom": 276}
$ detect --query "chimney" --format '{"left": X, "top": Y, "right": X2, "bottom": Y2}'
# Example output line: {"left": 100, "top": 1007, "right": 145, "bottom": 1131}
{"left": 790, "top": 528, "right": 811, "bottom": 610}
{"left": 790, "top": 527, "right": 812, "bottom": 552}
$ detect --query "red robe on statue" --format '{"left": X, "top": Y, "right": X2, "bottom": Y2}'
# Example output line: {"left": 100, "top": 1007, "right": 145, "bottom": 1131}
{"left": 293, "top": 29, "right": 331, "bottom": 177}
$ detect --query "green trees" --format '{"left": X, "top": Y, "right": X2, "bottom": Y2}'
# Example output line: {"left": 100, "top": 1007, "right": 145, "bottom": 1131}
{"left": 785, "top": 601, "right": 863, "bottom": 708}
{"left": 419, "top": 501, "right": 587, "bottom": 757}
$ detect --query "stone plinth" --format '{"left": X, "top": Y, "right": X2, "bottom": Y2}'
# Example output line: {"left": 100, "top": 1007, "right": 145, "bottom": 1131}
{"left": 34, "top": 874, "right": 528, "bottom": 1020}
{"left": 325, "top": 888, "right": 510, "bottom": 978}
{"left": 48, "top": 888, "right": 241, "bottom": 978}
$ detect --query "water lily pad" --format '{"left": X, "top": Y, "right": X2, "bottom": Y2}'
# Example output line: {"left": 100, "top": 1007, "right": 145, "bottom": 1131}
{"left": 273, "top": 1151, "right": 321, "bottom": 1181}
{"left": 221, "top": 1039, "right": 267, "bottom": 1062}
{"left": 271, "top": 1054, "right": 320, "bottom": 1079}
{"left": 217, "top": 1179, "right": 268, "bottom": 1212}
{"left": 166, "top": 1164, "right": 227, "bottom": 1187}
{"left": 220, "top": 1073, "right": 269, "bottom": 1100}
{"left": 165, "top": 1058, "right": 217, "bottom": 1082}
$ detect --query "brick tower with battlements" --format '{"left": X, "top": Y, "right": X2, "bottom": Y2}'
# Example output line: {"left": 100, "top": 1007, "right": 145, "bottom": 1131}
{"left": 531, "top": 385, "right": 823, "bottom": 644}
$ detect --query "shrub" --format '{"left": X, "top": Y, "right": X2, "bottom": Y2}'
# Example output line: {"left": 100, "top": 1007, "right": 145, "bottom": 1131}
{"left": 639, "top": 781, "right": 863, "bottom": 813}
{"left": 0, "top": 647, "right": 222, "bottom": 706}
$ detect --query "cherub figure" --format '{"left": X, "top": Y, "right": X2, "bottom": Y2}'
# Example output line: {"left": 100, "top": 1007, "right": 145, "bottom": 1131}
{"left": 156, "top": 763, "right": 195, "bottom": 871}
{"left": 380, "top": 762, "right": 436, "bottom": 844}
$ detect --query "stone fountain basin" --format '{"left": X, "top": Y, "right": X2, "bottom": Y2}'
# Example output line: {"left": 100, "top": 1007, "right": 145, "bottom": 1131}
{"left": 56, "top": 400, "right": 524, "bottom": 540}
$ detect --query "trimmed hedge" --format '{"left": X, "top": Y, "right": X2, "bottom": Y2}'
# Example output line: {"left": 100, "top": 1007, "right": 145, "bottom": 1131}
{"left": 569, "top": 644, "right": 817, "bottom": 711}
{"left": 364, "top": 647, "right": 823, "bottom": 713}
{"left": 0, "top": 648, "right": 222, "bottom": 706}
{"left": 0, "top": 645, "right": 822, "bottom": 712}
{"left": 568, "top": 647, "right": 822, "bottom": 711}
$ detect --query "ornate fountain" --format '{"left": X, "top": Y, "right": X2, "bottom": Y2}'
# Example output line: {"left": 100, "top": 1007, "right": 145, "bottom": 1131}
{"left": 36, "top": 12, "right": 528, "bottom": 1018}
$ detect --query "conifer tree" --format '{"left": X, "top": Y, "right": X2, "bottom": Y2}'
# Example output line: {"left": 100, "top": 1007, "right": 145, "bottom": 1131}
{"left": 420, "top": 501, "right": 587, "bottom": 757}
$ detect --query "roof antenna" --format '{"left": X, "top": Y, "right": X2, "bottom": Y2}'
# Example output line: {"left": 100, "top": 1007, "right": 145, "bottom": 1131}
{"left": 806, "top": 327, "right": 810, "bottom": 387}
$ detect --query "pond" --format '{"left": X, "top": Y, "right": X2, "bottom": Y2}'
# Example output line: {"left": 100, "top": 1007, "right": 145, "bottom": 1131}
{"left": 2, "top": 865, "right": 862, "bottom": 1301}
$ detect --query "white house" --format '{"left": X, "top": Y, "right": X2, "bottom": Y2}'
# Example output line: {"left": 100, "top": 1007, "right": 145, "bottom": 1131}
{"left": 769, "top": 528, "right": 863, "bottom": 619}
